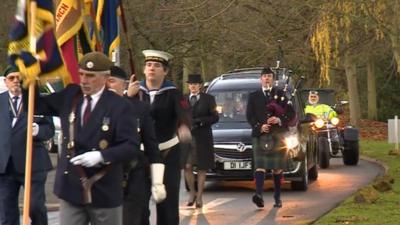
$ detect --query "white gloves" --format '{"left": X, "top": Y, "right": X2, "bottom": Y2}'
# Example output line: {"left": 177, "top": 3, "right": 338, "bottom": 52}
{"left": 177, "top": 125, "right": 192, "bottom": 143}
{"left": 32, "top": 123, "right": 39, "bottom": 137}
{"left": 150, "top": 163, "right": 167, "bottom": 203}
{"left": 70, "top": 151, "right": 104, "bottom": 167}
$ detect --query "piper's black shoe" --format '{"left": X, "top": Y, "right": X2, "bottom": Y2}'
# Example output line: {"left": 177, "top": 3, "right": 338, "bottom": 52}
{"left": 252, "top": 194, "right": 264, "bottom": 208}
{"left": 273, "top": 199, "right": 282, "bottom": 208}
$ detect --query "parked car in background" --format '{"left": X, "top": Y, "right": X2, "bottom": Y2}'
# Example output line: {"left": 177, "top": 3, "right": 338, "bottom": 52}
{"left": 189, "top": 67, "right": 319, "bottom": 191}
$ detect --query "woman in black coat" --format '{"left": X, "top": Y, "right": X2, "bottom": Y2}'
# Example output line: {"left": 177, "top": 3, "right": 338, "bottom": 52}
{"left": 184, "top": 74, "right": 219, "bottom": 208}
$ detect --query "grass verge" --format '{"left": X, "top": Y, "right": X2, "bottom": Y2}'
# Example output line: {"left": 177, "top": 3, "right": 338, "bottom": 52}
{"left": 314, "top": 140, "right": 400, "bottom": 225}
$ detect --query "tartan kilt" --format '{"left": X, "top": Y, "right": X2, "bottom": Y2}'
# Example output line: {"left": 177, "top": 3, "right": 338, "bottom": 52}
{"left": 252, "top": 132, "right": 290, "bottom": 170}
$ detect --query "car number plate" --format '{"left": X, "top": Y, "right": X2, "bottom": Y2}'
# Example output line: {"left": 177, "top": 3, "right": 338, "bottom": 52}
{"left": 223, "top": 161, "right": 251, "bottom": 170}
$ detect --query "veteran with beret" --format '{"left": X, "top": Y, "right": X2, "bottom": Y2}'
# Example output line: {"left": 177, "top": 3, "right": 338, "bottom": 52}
{"left": 26, "top": 52, "right": 140, "bottom": 225}
{"left": 127, "top": 49, "right": 191, "bottom": 225}
{"left": 0, "top": 65, "right": 54, "bottom": 225}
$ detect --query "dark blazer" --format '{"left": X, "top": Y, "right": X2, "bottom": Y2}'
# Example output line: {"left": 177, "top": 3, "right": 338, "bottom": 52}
{"left": 246, "top": 89, "right": 294, "bottom": 137}
{"left": 126, "top": 97, "right": 162, "bottom": 166}
{"left": 188, "top": 93, "right": 219, "bottom": 169}
{"left": 0, "top": 91, "right": 54, "bottom": 174}
{"left": 31, "top": 84, "right": 139, "bottom": 207}
{"left": 138, "top": 80, "right": 191, "bottom": 143}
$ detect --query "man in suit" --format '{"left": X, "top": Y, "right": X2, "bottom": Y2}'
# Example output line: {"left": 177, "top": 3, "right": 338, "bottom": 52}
{"left": 246, "top": 67, "right": 295, "bottom": 208}
{"left": 29, "top": 52, "right": 140, "bottom": 225}
{"left": 106, "top": 66, "right": 165, "bottom": 225}
{"left": 0, "top": 65, "right": 54, "bottom": 225}
{"left": 183, "top": 74, "right": 219, "bottom": 208}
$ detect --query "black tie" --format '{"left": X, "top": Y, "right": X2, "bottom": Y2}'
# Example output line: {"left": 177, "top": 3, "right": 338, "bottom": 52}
{"left": 190, "top": 95, "right": 197, "bottom": 107}
{"left": 12, "top": 96, "right": 19, "bottom": 112}
{"left": 83, "top": 95, "right": 92, "bottom": 125}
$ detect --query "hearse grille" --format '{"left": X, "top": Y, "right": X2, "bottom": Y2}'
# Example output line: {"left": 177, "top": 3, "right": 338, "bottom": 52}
{"left": 213, "top": 143, "right": 252, "bottom": 159}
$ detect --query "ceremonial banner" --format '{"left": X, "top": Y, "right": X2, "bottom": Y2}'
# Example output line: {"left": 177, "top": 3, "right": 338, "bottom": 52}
{"left": 8, "top": 0, "right": 71, "bottom": 87}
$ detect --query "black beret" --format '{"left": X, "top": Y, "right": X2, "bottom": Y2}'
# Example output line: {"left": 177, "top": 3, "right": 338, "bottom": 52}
{"left": 110, "top": 66, "right": 128, "bottom": 80}
{"left": 1, "top": 65, "right": 19, "bottom": 77}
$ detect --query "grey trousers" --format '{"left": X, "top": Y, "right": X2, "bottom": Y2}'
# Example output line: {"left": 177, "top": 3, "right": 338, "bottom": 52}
{"left": 59, "top": 200, "right": 122, "bottom": 225}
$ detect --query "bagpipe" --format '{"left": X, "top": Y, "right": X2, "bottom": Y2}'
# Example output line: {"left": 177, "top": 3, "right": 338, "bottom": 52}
{"left": 264, "top": 41, "right": 303, "bottom": 128}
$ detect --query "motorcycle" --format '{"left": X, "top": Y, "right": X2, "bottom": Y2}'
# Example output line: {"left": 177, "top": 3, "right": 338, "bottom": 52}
{"left": 309, "top": 111, "right": 359, "bottom": 169}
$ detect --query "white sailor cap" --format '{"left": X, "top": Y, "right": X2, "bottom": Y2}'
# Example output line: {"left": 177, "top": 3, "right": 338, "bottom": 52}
{"left": 142, "top": 49, "right": 173, "bottom": 66}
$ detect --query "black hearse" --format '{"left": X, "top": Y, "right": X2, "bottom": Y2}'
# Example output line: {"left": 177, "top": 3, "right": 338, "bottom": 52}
{"left": 202, "top": 67, "right": 318, "bottom": 190}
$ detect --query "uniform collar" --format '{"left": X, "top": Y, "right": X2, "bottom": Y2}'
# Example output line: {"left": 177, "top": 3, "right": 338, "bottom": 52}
{"left": 140, "top": 80, "right": 176, "bottom": 94}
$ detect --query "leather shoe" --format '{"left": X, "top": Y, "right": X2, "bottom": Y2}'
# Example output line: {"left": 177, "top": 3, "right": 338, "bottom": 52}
{"left": 187, "top": 196, "right": 196, "bottom": 207}
{"left": 273, "top": 199, "right": 282, "bottom": 208}
{"left": 252, "top": 194, "right": 264, "bottom": 208}
{"left": 195, "top": 201, "right": 203, "bottom": 208}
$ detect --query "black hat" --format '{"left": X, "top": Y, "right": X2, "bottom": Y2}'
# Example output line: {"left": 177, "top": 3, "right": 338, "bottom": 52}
{"left": 78, "top": 52, "right": 113, "bottom": 74}
{"left": 1, "top": 65, "right": 19, "bottom": 77}
{"left": 260, "top": 67, "right": 275, "bottom": 77}
{"left": 187, "top": 74, "right": 203, "bottom": 84}
{"left": 110, "top": 66, "right": 128, "bottom": 80}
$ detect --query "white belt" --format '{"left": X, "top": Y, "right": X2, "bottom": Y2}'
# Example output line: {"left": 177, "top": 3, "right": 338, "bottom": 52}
{"left": 139, "top": 136, "right": 179, "bottom": 151}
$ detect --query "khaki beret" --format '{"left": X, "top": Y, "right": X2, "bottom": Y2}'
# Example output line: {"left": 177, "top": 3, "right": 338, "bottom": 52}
{"left": 79, "top": 52, "right": 113, "bottom": 75}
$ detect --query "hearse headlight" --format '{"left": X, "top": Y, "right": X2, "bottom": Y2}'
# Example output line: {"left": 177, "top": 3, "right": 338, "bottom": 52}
{"left": 285, "top": 135, "right": 299, "bottom": 149}
{"left": 216, "top": 105, "right": 223, "bottom": 113}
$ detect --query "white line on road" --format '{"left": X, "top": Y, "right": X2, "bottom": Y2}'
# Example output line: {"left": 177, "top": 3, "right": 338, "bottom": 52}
{"left": 179, "top": 198, "right": 235, "bottom": 222}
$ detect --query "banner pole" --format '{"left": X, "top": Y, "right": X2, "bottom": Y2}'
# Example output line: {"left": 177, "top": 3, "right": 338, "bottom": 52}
{"left": 22, "top": 1, "right": 37, "bottom": 225}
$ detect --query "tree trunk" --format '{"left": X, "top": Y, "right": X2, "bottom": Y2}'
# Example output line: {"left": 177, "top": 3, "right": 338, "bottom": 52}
{"left": 200, "top": 55, "right": 208, "bottom": 83}
{"left": 389, "top": 34, "right": 400, "bottom": 74}
{"left": 366, "top": 57, "right": 377, "bottom": 120}
{"left": 215, "top": 57, "right": 226, "bottom": 77}
{"left": 344, "top": 55, "right": 361, "bottom": 127}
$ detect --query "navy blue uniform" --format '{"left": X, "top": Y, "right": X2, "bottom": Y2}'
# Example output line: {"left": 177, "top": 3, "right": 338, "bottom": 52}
{"left": 123, "top": 97, "right": 162, "bottom": 225}
{"left": 32, "top": 84, "right": 139, "bottom": 207}
{"left": 0, "top": 91, "right": 54, "bottom": 225}
{"left": 139, "top": 80, "right": 190, "bottom": 225}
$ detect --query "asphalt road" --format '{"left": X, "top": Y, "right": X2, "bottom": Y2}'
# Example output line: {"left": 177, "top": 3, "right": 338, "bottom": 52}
{"left": 36, "top": 157, "right": 383, "bottom": 225}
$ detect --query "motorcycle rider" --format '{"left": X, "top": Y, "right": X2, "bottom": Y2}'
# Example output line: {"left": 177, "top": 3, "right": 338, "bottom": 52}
{"left": 304, "top": 90, "right": 337, "bottom": 120}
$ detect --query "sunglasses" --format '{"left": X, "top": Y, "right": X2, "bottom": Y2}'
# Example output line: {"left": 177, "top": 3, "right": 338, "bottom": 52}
{"left": 6, "top": 75, "right": 20, "bottom": 81}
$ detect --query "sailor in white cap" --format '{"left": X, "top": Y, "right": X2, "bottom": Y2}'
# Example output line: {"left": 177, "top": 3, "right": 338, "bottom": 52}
{"left": 126, "top": 50, "right": 191, "bottom": 225}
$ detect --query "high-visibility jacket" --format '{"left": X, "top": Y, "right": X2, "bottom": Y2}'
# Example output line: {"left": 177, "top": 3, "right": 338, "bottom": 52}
{"left": 304, "top": 104, "right": 337, "bottom": 120}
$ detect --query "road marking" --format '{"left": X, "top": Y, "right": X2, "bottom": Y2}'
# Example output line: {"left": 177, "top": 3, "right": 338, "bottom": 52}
{"left": 180, "top": 197, "right": 235, "bottom": 218}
